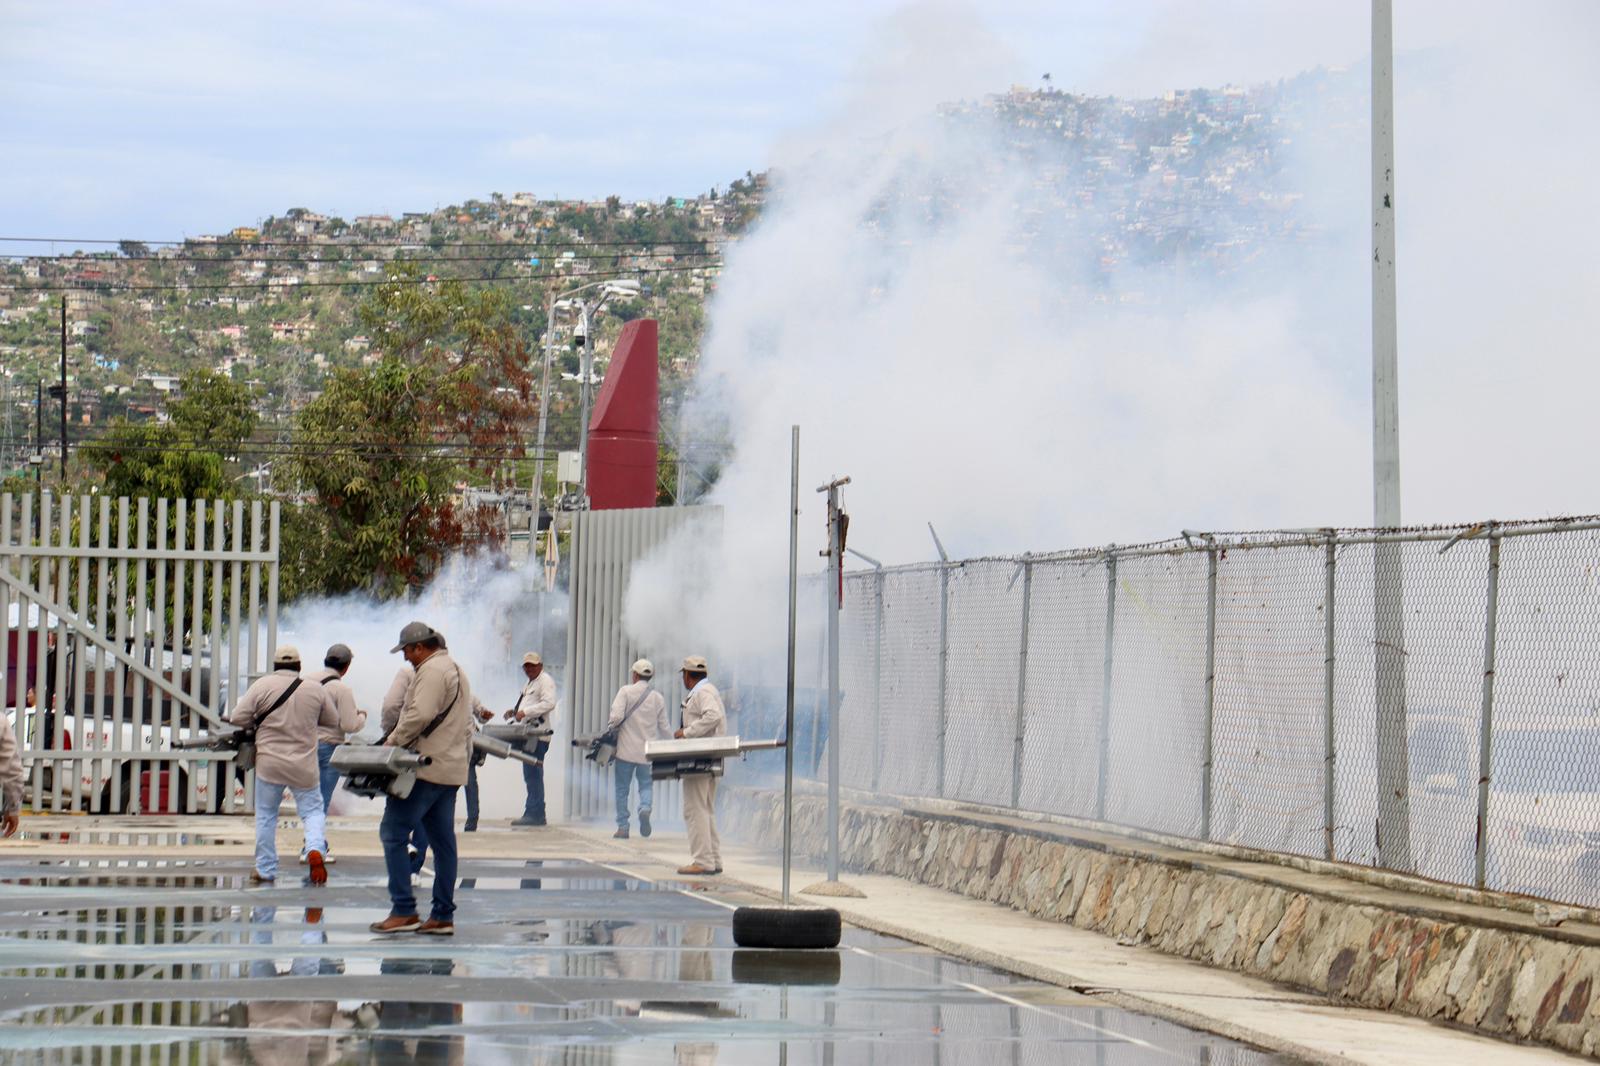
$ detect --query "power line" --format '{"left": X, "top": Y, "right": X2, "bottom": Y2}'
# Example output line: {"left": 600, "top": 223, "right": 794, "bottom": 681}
{"left": 0, "top": 261, "right": 721, "bottom": 294}
{"left": 3, "top": 249, "right": 722, "bottom": 266}
{"left": 0, "top": 235, "right": 720, "bottom": 249}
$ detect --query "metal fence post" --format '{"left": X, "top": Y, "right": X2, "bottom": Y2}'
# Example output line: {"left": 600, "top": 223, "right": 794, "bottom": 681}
{"left": 872, "top": 566, "right": 884, "bottom": 793}
{"left": 936, "top": 561, "right": 950, "bottom": 799}
{"left": 1012, "top": 555, "right": 1033, "bottom": 810}
{"left": 1201, "top": 543, "right": 1218, "bottom": 840}
{"left": 1474, "top": 525, "right": 1503, "bottom": 889}
{"left": 1323, "top": 531, "right": 1338, "bottom": 861}
{"left": 1095, "top": 550, "right": 1118, "bottom": 822}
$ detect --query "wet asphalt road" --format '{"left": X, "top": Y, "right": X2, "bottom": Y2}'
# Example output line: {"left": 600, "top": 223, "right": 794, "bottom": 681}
{"left": 0, "top": 835, "right": 1301, "bottom": 1064}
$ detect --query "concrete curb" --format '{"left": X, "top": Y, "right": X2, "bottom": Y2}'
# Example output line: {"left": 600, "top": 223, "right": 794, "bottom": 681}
{"left": 718, "top": 786, "right": 1600, "bottom": 1058}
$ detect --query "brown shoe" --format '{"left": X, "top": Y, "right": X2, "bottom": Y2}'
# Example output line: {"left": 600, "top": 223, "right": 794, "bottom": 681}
{"left": 415, "top": 919, "right": 454, "bottom": 936}
{"left": 249, "top": 871, "right": 275, "bottom": 884}
{"left": 613, "top": 827, "right": 629, "bottom": 839}
{"left": 370, "top": 914, "right": 422, "bottom": 934}
{"left": 677, "top": 864, "right": 718, "bottom": 877}
{"left": 306, "top": 850, "right": 328, "bottom": 887}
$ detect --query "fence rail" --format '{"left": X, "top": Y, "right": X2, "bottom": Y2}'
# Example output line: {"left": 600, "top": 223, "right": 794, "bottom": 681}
{"left": 789, "top": 516, "right": 1600, "bottom": 909}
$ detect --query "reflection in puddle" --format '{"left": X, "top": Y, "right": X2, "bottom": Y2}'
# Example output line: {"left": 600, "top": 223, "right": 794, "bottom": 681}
{"left": 0, "top": 854, "right": 1302, "bottom": 1065}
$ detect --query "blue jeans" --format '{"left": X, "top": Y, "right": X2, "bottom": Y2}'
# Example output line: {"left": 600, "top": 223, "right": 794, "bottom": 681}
{"left": 521, "top": 740, "right": 550, "bottom": 820}
{"left": 379, "top": 780, "right": 458, "bottom": 921}
{"left": 317, "top": 741, "right": 341, "bottom": 813}
{"left": 614, "top": 759, "right": 652, "bottom": 828}
{"left": 254, "top": 777, "right": 325, "bottom": 881}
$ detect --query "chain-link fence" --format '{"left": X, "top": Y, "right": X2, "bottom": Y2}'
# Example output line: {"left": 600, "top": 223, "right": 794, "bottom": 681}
{"left": 785, "top": 516, "right": 1600, "bottom": 909}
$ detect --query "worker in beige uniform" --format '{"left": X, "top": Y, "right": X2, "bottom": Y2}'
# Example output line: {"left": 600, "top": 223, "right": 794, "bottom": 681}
{"left": 305, "top": 642, "right": 367, "bottom": 864}
{"left": 609, "top": 659, "right": 670, "bottom": 839}
{"left": 506, "top": 652, "right": 556, "bottom": 827}
{"left": 372, "top": 621, "right": 474, "bottom": 936}
{"left": 675, "top": 655, "right": 726, "bottom": 876}
{"left": 229, "top": 646, "right": 343, "bottom": 886}
{"left": 1, "top": 683, "right": 24, "bottom": 837}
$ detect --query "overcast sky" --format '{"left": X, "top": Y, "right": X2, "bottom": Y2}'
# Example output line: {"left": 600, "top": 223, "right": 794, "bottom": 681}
{"left": 0, "top": 0, "right": 1385, "bottom": 243}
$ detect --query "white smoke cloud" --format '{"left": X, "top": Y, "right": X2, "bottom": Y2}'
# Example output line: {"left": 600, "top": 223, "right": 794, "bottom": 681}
{"left": 278, "top": 554, "right": 567, "bottom": 818}
{"left": 627, "top": 1, "right": 1600, "bottom": 668}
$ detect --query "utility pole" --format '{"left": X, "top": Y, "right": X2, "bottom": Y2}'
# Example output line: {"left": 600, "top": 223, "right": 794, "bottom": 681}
{"left": 577, "top": 307, "right": 594, "bottom": 508}
{"left": 57, "top": 297, "right": 68, "bottom": 479}
{"left": 802, "top": 475, "right": 863, "bottom": 899}
{"left": 532, "top": 298, "right": 559, "bottom": 539}
{"left": 1372, "top": 0, "right": 1412, "bottom": 870}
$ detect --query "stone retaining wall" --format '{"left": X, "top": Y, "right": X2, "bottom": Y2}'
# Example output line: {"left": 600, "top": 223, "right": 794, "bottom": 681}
{"left": 720, "top": 786, "right": 1600, "bottom": 1057}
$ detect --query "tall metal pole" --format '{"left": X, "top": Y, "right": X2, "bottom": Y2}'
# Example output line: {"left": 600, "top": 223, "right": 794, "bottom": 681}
{"left": 783, "top": 426, "right": 800, "bottom": 906}
{"left": 58, "top": 297, "right": 68, "bottom": 479}
{"left": 1372, "top": 0, "right": 1401, "bottom": 525}
{"left": 817, "top": 474, "right": 850, "bottom": 883}
{"left": 1372, "top": 0, "right": 1412, "bottom": 870}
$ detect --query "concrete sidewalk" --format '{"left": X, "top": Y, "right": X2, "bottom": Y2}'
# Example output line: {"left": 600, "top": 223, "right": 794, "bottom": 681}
{"left": 568, "top": 820, "right": 1576, "bottom": 1066}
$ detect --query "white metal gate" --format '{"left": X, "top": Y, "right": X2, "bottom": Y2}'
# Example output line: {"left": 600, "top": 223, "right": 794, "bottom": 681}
{"left": 0, "top": 492, "right": 280, "bottom": 815}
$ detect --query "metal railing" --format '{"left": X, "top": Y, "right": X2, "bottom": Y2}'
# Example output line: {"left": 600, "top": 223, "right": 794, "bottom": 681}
{"left": 778, "top": 515, "right": 1600, "bottom": 909}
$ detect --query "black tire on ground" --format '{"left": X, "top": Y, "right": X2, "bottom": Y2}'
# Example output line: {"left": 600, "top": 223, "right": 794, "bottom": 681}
{"left": 731, "top": 948, "right": 843, "bottom": 986}
{"left": 731, "top": 906, "right": 842, "bottom": 950}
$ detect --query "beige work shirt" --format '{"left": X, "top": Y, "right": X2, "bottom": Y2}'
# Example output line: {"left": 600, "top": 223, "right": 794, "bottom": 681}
{"left": 228, "top": 669, "right": 342, "bottom": 790}
{"left": 0, "top": 707, "right": 23, "bottom": 816}
{"left": 680, "top": 679, "right": 726, "bottom": 739}
{"left": 513, "top": 670, "right": 557, "bottom": 730}
{"left": 607, "top": 680, "right": 670, "bottom": 764}
{"left": 388, "top": 650, "right": 473, "bottom": 787}
{"left": 380, "top": 663, "right": 414, "bottom": 736}
{"left": 311, "top": 667, "right": 366, "bottom": 745}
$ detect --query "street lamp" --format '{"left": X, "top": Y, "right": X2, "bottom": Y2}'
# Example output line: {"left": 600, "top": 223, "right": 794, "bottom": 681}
{"left": 530, "top": 277, "right": 640, "bottom": 528}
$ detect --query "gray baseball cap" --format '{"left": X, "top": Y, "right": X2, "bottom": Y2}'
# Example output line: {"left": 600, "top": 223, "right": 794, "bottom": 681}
{"left": 324, "top": 643, "right": 354, "bottom": 667}
{"left": 390, "top": 621, "right": 439, "bottom": 653}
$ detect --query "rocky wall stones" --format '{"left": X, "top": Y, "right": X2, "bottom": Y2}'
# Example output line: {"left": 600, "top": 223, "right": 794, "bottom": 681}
{"left": 719, "top": 787, "right": 1600, "bottom": 1057}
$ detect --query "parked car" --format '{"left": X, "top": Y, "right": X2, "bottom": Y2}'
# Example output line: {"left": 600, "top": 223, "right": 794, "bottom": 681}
{"left": 1405, "top": 710, "right": 1600, "bottom": 901}
{"left": 11, "top": 637, "right": 243, "bottom": 814}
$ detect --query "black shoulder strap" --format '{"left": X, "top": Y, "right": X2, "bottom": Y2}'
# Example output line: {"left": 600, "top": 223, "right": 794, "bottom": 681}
{"left": 254, "top": 678, "right": 303, "bottom": 729}
{"left": 320, "top": 675, "right": 338, "bottom": 686}
{"left": 417, "top": 667, "right": 464, "bottom": 740}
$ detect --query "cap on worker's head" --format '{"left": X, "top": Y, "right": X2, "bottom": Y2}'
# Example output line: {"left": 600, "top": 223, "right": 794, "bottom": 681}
{"left": 522, "top": 652, "right": 542, "bottom": 667}
{"left": 631, "top": 658, "right": 654, "bottom": 679}
{"left": 273, "top": 645, "right": 301, "bottom": 666}
{"left": 390, "top": 620, "right": 439, "bottom": 653}
{"left": 324, "top": 643, "right": 353, "bottom": 668}
{"left": 681, "top": 655, "right": 708, "bottom": 673}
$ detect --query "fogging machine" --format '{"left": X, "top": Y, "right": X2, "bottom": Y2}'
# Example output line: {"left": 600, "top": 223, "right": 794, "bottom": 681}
{"left": 644, "top": 735, "right": 785, "bottom": 781}
{"left": 330, "top": 745, "right": 434, "bottom": 800}
{"left": 171, "top": 727, "right": 257, "bottom": 771}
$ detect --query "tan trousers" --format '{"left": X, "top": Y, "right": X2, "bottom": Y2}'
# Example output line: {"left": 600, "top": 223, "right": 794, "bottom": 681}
{"left": 683, "top": 774, "right": 721, "bottom": 869}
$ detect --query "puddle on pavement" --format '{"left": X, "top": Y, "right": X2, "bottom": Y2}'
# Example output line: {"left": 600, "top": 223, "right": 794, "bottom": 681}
{"left": 12, "top": 827, "right": 238, "bottom": 846}
{"left": 0, "top": 855, "right": 1305, "bottom": 1065}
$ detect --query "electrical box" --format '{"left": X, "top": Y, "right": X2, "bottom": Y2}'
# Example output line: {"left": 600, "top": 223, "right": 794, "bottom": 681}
{"left": 557, "top": 451, "right": 582, "bottom": 484}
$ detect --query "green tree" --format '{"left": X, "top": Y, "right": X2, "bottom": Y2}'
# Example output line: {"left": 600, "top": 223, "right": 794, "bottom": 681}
{"left": 79, "top": 369, "right": 258, "bottom": 499}
{"left": 278, "top": 266, "right": 536, "bottom": 599}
